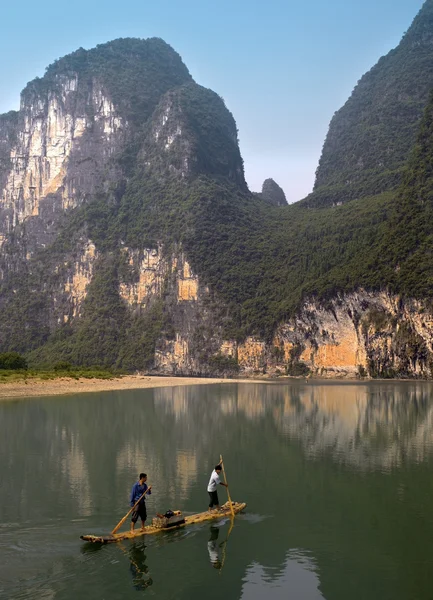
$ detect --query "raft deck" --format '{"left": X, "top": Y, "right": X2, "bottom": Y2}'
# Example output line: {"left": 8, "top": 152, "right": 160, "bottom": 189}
{"left": 80, "top": 501, "right": 246, "bottom": 544}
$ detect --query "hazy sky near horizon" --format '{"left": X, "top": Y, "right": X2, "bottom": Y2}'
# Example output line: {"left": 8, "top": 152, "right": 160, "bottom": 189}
{"left": 2, "top": 0, "right": 425, "bottom": 202}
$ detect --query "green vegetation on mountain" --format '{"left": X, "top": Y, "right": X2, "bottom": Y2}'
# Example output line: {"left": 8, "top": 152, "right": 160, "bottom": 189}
{"left": 25, "top": 251, "right": 169, "bottom": 371}
{"left": 23, "top": 37, "right": 192, "bottom": 126}
{"left": 2, "top": 18, "right": 433, "bottom": 373}
{"left": 25, "top": 172, "right": 395, "bottom": 353}
{"left": 309, "top": 0, "right": 433, "bottom": 207}
{"left": 377, "top": 89, "right": 433, "bottom": 298}
{"left": 137, "top": 82, "right": 245, "bottom": 185}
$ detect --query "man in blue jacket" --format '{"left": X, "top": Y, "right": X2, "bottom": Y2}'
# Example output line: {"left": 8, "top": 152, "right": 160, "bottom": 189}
{"left": 130, "top": 473, "right": 152, "bottom": 532}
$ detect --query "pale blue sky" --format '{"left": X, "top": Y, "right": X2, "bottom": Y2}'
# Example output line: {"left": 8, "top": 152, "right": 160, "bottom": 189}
{"left": 2, "top": 0, "right": 424, "bottom": 202}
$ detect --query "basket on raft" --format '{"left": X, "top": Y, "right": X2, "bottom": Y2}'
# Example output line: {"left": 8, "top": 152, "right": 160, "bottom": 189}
{"left": 152, "top": 510, "right": 185, "bottom": 529}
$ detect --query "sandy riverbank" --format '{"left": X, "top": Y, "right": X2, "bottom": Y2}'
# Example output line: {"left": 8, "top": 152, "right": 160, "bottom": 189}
{"left": 0, "top": 374, "right": 404, "bottom": 400}
{"left": 0, "top": 375, "right": 257, "bottom": 400}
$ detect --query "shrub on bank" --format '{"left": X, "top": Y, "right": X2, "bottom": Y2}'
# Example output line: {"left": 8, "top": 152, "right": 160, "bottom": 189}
{"left": 0, "top": 352, "right": 28, "bottom": 370}
{"left": 0, "top": 365, "right": 125, "bottom": 383}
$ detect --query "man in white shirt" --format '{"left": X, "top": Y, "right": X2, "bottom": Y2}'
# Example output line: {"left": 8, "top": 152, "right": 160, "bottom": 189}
{"left": 207, "top": 464, "right": 228, "bottom": 512}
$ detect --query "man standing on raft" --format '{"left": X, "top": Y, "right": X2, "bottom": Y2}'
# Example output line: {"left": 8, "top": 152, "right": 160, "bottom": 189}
{"left": 207, "top": 464, "right": 228, "bottom": 512}
{"left": 130, "top": 473, "right": 152, "bottom": 532}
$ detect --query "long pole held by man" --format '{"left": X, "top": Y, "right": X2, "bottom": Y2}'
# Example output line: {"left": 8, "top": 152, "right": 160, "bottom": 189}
{"left": 219, "top": 454, "right": 235, "bottom": 518}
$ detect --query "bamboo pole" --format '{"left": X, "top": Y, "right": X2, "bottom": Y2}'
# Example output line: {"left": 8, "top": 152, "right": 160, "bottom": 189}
{"left": 219, "top": 454, "right": 235, "bottom": 518}
{"left": 112, "top": 486, "right": 151, "bottom": 535}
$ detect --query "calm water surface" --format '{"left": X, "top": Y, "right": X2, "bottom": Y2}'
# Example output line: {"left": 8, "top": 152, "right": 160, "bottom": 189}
{"left": 1, "top": 382, "right": 433, "bottom": 599}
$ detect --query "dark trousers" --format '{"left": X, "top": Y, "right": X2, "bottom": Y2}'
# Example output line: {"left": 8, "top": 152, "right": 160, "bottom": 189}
{"left": 208, "top": 490, "right": 219, "bottom": 508}
{"left": 131, "top": 502, "right": 147, "bottom": 523}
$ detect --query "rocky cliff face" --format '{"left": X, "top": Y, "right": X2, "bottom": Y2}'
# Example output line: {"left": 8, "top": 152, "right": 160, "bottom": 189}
{"left": 0, "top": 38, "right": 196, "bottom": 260}
{"left": 153, "top": 273, "right": 433, "bottom": 379}
{"left": 0, "top": 38, "right": 247, "bottom": 366}
{"left": 0, "top": 76, "right": 126, "bottom": 255}
{"left": 1, "top": 36, "right": 432, "bottom": 379}
{"left": 77, "top": 239, "right": 433, "bottom": 380}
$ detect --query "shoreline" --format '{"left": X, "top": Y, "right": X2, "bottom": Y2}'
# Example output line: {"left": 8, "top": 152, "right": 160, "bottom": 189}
{"left": 0, "top": 375, "right": 255, "bottom": 401}
{"left": 0, "top": 373, "right": 428, "bottom": 401}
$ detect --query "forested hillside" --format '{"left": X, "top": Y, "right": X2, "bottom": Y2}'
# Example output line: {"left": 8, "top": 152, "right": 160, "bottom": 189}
{"left": 308, "top": 0, "right": 433, "bottom": 207}
{"left": 1, "top": 3, "right": 433, "bottom": 377}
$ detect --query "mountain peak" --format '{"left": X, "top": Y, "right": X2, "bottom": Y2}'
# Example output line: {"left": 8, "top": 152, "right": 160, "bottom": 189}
{"left": 401, "top": 0, "right": 433, "bottom": 48}
{"left": 23, "top": 37, "right": 193, "bottom": 127}
{"left": 261, "top": 178, "right": 287, "bottom": 206}
{"left": 44, "top": 37, "right": 190, "bottom": 77}
{"left": 308, "top": 0, "right": 433, "bottom": 208}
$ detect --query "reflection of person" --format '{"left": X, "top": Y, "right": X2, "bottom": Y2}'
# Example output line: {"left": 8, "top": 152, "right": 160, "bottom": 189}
{"left": 130, "top": 473, "right": 152, "bottom": 532}
{"left": 129, "top": 542, "right": 153, "bottom": 591}
{"left": 208, "top": 526, "right": 222, "bottom": 569}
{"left": 207, "top": 465, "right": 228, "bottom": 512}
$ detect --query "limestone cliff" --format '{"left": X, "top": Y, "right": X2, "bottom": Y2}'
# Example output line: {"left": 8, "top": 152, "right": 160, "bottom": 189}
{"left": 1, "top": 35, "right": 433, "bottom": 379}
{"left": 153, "top": 277, "right": 433, "bottom": 379}
{"left": 0, "top": 38, "right": 246, "bottom": 364}
{"left": 0, "top": 75, "right": 126, "bottom": 256}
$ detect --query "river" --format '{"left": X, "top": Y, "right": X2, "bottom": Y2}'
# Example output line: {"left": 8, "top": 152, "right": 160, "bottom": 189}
{"left": 1, "top": 381, "right": 432, "bottom": 599}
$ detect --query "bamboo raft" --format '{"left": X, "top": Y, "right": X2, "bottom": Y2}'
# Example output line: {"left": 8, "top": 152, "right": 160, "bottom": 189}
{"left": 80, "top": 501, "right": 246, "bottom": 544}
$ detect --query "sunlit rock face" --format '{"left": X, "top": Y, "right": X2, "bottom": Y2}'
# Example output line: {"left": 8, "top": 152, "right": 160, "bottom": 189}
{"left": 0, "top": 74, "right": 125, "bottom": 252}
{"left": 147, "top": 281, "right": 433, "bottom": 379}
{"left": 63, "top": 241, "right": 98, "bottom": 319}
{"left": 119, "top": 247, "right": 167, "bottom": 308}
{"left": 206, "top": 290, "right": 432, "bottom": 379}
{"left": 271, "top": 291, "right": 433, "bottom": 379}
{"left": 118, "top": 248, "right": 199, "bottom": 309}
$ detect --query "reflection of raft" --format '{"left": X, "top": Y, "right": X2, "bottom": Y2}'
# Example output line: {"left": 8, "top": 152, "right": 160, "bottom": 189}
{"left": 80, "top": 501, "right": 246, "bottom": 544}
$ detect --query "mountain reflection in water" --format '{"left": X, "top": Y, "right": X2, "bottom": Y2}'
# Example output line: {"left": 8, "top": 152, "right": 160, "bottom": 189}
{"left": 240, "top": 550, "right": 324, "bottom": 600}
{"left": 153, "top": 382, "right": 433, "bottom": 470}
